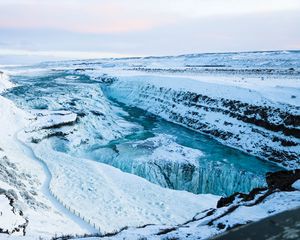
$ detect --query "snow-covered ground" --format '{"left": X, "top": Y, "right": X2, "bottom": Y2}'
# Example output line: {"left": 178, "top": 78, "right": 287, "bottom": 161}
{"left": 99, "top": 190, "right": 300, "bottom": 240}
{"left": 0, "top": 71, "right": 15, "bottom": 92}
{"left": 0, "top": 194, "right": 26, "bottom": 236}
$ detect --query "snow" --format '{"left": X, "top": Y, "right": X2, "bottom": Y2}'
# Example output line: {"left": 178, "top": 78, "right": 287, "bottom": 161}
{"left": 106, "top": 73, "right": 299, "bottom": 115}
{"left": 0, "top": 72, "right": 15, "bottom": 93}
{"left": 0, "top": 195, "right": 25, "bottom": 235}
{"left": 133, "top": 134, "right": 203, "bottom": 165}
{"left": 28, "top": 110, "right": 77, "bottom": 130}
{"left": 79, "top": 51, "right": 300, "bottom": 108}
{"left": 292, "top": 180, "right": 300, "bottom": 190}
{"left": 99, "top": 191, "right": 300, "bottom": 240}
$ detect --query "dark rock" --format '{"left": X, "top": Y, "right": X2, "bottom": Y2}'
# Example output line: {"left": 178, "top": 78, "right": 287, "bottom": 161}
{"left": 217, "top": 169, "right": 300, "bottom": 208}
{"left": 217, "top": 223, "right": 226, "bottom": 229}
{"left": 212, "top": 207, "right": 300, "bottom": 240}
{"left": 266, "top": 169, "right": 300, "bottom": 191}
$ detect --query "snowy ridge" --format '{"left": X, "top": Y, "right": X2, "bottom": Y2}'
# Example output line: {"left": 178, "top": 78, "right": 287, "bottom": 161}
{"left": 98, "top": 191, "right": 300, "bottom": 240}
{"left": 0, "top": 74, "right": 91, "bottom": 238}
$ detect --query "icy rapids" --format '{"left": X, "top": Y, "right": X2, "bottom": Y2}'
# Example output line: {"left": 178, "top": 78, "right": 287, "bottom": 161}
{"left": 3, "top": 67, "right": 281, "bottom": 197}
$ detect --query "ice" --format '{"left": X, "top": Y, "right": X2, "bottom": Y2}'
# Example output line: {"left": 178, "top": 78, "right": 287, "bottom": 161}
{"left": 0, "top": 72, "right": 15, "bottom": 92}
{"left": 292, "top": 180, "right": 300, "bottom": 190}
{"left": 91, "top": 134, "right": 203, "bottom": 192}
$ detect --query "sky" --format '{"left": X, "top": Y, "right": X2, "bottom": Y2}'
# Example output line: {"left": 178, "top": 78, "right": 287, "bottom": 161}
{"left": 0, "top": 0, "right": 300, "bottom": 60}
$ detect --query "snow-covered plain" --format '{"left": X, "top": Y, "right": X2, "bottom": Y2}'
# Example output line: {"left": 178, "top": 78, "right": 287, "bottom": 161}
{"left": 0, "top": 51, "right": 300, "bottom": 239}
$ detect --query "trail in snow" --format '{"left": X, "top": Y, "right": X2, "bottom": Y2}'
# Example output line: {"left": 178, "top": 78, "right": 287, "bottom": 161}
{"left": 14, "top": 130, "right": 99, "bottom": 235}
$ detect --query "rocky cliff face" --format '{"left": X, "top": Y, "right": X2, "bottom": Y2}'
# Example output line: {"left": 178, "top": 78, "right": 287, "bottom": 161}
{"left": 105, "top": 81, "right": 300, "bottom": 169}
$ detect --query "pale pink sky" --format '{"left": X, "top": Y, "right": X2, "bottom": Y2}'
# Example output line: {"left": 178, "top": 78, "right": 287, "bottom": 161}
{"left": 0, "top": 0, "right": 300, "bottom": 58}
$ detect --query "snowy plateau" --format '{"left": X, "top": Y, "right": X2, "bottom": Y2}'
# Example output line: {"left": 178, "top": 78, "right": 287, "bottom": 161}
{"left": 0, "top": 51, "right": 299, "bottom": 240}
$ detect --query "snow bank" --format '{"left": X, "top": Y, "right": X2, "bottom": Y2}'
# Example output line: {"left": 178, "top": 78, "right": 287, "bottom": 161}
{"left": 292, "top": 180, "right": 300, "bottom": 190}
{"left": 0, "top": 194, "right": 26, "bottom": 235}
{"left": 102, "top": 191, "right": 300, "bottom": 240}
{"left": 0, "top": 71, "right": 15, "bottom": 92}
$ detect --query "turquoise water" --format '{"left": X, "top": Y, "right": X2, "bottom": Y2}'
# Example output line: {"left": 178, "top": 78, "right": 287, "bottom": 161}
{"left": 3, "top": 69, "right": 282, "bottom": 196}
{"left": 88, "top": 101, "right": 281, "bottom": 195}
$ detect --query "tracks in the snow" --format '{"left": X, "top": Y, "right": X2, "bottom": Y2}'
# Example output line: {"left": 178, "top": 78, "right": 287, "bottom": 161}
{"left": 14, "top": 130, "right": 100, "bottom": 235}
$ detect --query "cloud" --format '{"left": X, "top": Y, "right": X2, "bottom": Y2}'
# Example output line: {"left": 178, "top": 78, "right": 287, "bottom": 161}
{"left": 0, "top": 0, "right": 299, "bottom": 56}
{"left": 0, "top": 1, "right": 173, "bottom": 34}
{"left": 1, "top": 0, "right": 299, "bottom": 34}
